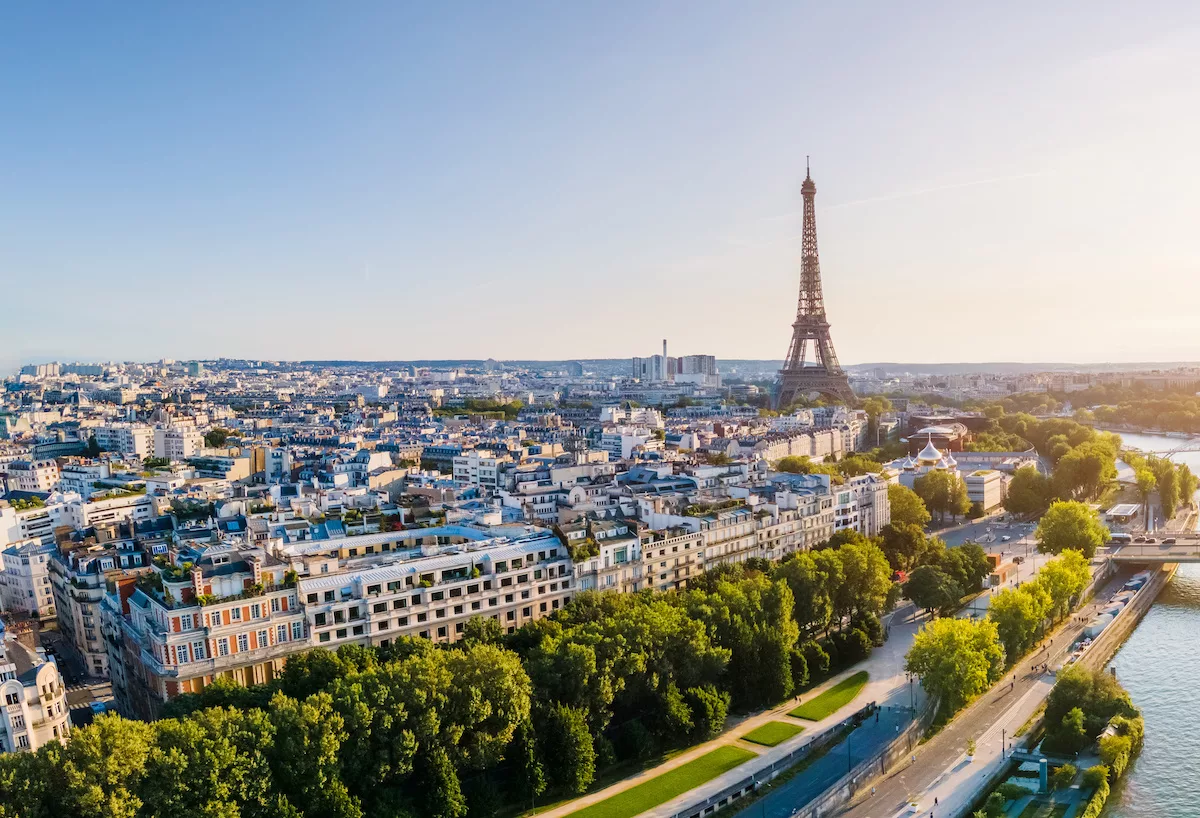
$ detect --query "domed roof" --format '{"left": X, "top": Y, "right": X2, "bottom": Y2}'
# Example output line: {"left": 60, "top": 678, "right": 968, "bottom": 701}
{"left": 917, "top": 437, "right": 942, "bottom": 462}
{"left": 944, "top": 451, "right": 958, "bottom": 467}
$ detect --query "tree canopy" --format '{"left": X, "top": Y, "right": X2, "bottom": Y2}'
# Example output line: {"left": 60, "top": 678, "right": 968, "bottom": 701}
{"left": 1036, "top": 501, "right": 1110, "bottom": 559}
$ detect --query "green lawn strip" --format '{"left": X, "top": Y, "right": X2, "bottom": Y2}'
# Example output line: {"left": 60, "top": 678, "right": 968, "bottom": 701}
{"left": 740, "top": 721, "right": 805, "bottom": 747}
{"left": 788, "top": 671, "right": 869, "bottom": 721}
{"left": 566, "top": 746, "right": 756, "bottom": 818}
{"left": 1017, "top": 801, "right": 1068, "bottom": 818}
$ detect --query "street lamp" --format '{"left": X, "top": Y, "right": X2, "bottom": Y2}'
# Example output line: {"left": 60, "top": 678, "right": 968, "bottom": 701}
{"left": 1002, "top": 728, "right": 1006, "bottom": 760}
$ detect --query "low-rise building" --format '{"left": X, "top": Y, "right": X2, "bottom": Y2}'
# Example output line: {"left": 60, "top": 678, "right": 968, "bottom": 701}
{"left": 964, "top": 469, "right": 1005, "bottom": 512}
{"left": 0, "top": 628, "right": 70, "bottom": 752}
{"left": 0, "top": 540, "right": 57, "bottom": 622}
{"left": 154, "top": 426, "right": 204, "bottom": 462}
{"left": 4, "top": 460, "right": 60, "bottom": 493}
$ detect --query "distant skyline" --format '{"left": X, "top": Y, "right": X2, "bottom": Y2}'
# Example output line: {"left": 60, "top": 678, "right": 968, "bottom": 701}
{"left": 5, "top": 2, "right": 1200, "bottom": 374}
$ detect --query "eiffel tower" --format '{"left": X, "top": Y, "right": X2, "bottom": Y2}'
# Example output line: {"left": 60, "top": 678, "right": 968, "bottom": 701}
{"left": 776, "top": 162, "right": 855, "bottom": 408}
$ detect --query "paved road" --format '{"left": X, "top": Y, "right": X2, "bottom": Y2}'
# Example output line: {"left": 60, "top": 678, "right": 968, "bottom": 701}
{"left": 836, "top": 568, "right": 1134, "bottom": 818}
{"left": 731, "top": 707, "right": 915, "bottom": 818}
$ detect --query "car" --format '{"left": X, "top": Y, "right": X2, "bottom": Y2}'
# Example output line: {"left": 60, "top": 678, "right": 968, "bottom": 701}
{"left": 89, "top": 702, "right": 108, "bottom": 716}
{"left": 1001, "top": 535, "right": 1012, "bottom": 542}
{"left": 1146, "top": 538, "right": 1157, "bottom": 544}
{"left": 1162, "top": 538, "right": 1177, "bottom": 545}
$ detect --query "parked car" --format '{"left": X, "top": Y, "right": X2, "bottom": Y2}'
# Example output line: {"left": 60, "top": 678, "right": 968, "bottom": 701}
{"left": 1146, "top": 538, "right": 1157, "bottom": 544}
{"left": 1162, "top": 538, "right": 1177, "bottom": 545}
{"left": 1134, "top": 536, "right": 1147, "bottom": 543}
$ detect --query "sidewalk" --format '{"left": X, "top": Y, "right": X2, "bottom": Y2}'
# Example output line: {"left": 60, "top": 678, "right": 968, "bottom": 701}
{"left": 537, "top": 606, "right": 929, "bottom": 818}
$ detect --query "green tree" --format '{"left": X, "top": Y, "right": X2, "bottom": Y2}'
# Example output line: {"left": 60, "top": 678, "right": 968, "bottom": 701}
{"left": 941, "top": 543, "right": 991, "bottom": 595}
{"left": 204, "top": 428, "right": 231, "bottom": 448}
{"left": 513, "top": 718, "right": 545, "bottom": 808}
{"left": 1036, "top": 501, "right": 1109, "bottom": 559}
{"left": 86, "top": 435, "right": 102, "bottom": 458}
{"left": 58, "top": 714, "right": 155, "bottom": 818}
{"left": 268, "top": 692, "right": 360, "bottom": 818}
{"left": 878, "top": 523, "right": 930, "bottom": 573}
{"left": 1004, "top": 466, "right": 1051, "bottom": 516}
{"left": 914, "top": 470, "right": 955, "bottom": 523}
{"left": 1135, "top": 468, "right": 1157, "bottom": 520}
{"left": 540, "top": 704, "right": 595, "bottom": 795}
{"left": 459, "top": 615, "right": 505, "bottom": 649}
{"left": 774, "top": 551, "right": 840, "bottom": 637}
{"left": 987, "top": 586, "right": 1050, "bottom": 659}
{"left": 948, "top": 476, "right": 972, "bottom": 521}
{"left": 1033, "top": 550, "right": 1092, "bottom": 621}
{"left": 903, "top": 566, "right": 962, "bottom": 614}
{"left": 905, "top": 617, "right": 1005, "bottom": 714}
{"left": 887, "top": 483, "right": 931, "bottom": 529}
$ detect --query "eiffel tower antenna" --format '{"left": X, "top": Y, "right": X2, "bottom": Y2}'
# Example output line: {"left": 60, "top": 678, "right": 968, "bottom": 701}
{"left": 776, "top": 162, "right": 854, "bottom": 409}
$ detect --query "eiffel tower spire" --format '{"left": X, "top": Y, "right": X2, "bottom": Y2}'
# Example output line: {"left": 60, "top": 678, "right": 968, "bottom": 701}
{"left": 776, "top": 164, "right": 854, "bottom": 408}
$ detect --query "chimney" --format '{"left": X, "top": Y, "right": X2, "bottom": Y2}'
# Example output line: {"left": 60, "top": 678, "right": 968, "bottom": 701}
{"left": 190, "top": 565, "right": 204, "bottom": 598}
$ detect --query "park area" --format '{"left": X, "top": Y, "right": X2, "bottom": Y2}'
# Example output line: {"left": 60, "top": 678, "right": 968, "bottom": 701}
{"left": 788, "top": 672, "right": 869, "bottom": 721}
{"left": 741, "top": 721, "right": 805, "bottom": 747}
{"left": 567, "top": 746, "right": 755, "bottom": 818}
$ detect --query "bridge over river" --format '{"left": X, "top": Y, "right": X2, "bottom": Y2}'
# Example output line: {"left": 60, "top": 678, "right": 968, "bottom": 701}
{"left": 1110, "top": 541, "right": 1200, "bottom": 563}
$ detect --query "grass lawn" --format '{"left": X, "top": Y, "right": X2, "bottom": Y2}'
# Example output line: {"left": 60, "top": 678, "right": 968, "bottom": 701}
{"left": 741, "top": 721, "right": 805, "bottom": 747}
{"left": 566, "top": 746, "right": 755, "bottom": 818}
{"left": 788, "top": 671, "right": 869, "bottom": 721}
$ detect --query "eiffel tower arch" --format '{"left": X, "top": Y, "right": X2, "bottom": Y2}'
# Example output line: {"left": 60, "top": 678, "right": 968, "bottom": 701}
{"left": 776, "top": 163, "right": 855, "bottom": 409}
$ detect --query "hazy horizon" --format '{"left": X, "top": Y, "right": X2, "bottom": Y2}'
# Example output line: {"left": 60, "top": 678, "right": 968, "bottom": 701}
{"left": 6, "top": 2, "right": 1200, "bottom": 373}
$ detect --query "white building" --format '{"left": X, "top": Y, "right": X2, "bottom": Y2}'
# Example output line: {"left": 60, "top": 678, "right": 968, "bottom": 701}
{"left": 264, "top": 447, "right": 293, "bottom": 483}
{"left": 0, "top": 630, "right": 70, "bottom": 752}
{"left": 154, "top": 425, "right": 203, "bottom": 461}
{"left": 0, "top": 540, "right": 58, "bottom": 622}
{"left": 453, "top": 450, "right": 512, "bottom": 491}
{"left": 964, "top": 469, "right": 1005, "bottom": 512}
{"left": 4, "top": 460, "right": 60, "bottom": 493}
{"left": 92, "top": 423, "right": 153, "bottom": 458}
{"left": 599, "top": 428, "right": 663, "bottom": 460}
{"left": 58, "top": 461, "right": 112, "bottom": 495}
{"left": 847, "top": 473, "right": 891, "bottom": 537}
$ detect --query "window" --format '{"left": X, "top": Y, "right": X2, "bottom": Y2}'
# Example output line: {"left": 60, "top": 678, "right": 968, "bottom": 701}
{"left": 349, "top": 607, "right": 362, "bottom": 621}
{"left": 521, "top": 590, "right": 530, "bottom": 600}
{"left": 373, "top": 602, "right": 387, "bottom": 613}
{"left": 367, "top": 584, "right": 381, "bottom": 595}
{"left": 471, "top": 601, "right": 481, "bottom": 610}
{"left": 417, "top": 612, "right": 427, "bottom": 623}
{"left": 277, "top": 625, "right": 288, "bottom": 643}
{"left": 398, "top": 616, "right": 408, "bottom": 626}
{"left": 258, "top": 629, "right": 268, "bottom": 647}
{"left": 435, "top": 609, "right": 446, "bottom": 619}
{"left": 4, "top": 693, "right": 17, "bottom": 706}
{"left": 237, "top": 634, "right": 249, "bottom": 652}
{"left": 517, "top": 574, "right": 528, "bottom": 584}
{"left": 455, "top": 622, "right": 464, "bottom": 633}
{"left": 411, "top": 594, "right": 421, "bottom": 605}
{"left": 437, "top": 626, "right": 447, "bottom": 638}
{"left": 378, "top": 620, "right": 389, "bottom": 630}
{"left": 315, "top": 613, "right": 327, "bottom": 627}
{"left": 488, "top": 598, "right": 498, "bottom": 607}
{"left": 501, "top": 577, "right": 513, "bottom": 588}
{"left": 230, "top": 607, "right": 242, "bottom": 622}
{"left": 506, "top": 611, "right": 515, "bottom": 621}
{"left": 494, "top": 561, "right": 507, "bottom": 573}
{"left": 271, "top": 597, "right": 280, "bottom": 613}
{"left": 431, "top": 591, "right": 444, "bottom": 601}
{"left": 193, "top": 640, "right": 206, "bottom": 660}
{"left": 453, "top": 605, "right": 463, "bottom": 615}
{"left": 292, "top": 622, "right": 304, "bottom": 640}
{"left": 523, "top": 607, "right": 532, "bottom": 617}
{"left": 180, "top": 614, "right": 193, "bottom": 630}
{"left": 540, "top": 602, "right": 547, "bottom": 612}
{"left": 352, "top": 625, "right": 364, "bottom": 636}
{"left": 251, "top": 604, "right": 261, "bottom": 619}
{"left": 217, "top": 638, "right": 230, "bottom": 657}
{"left": 393, "top": 599, "right": 406, "bottom": 610}
{"left": 336, "top": 628, "right": 347, "bottom": 639}
{"left": 505, "top": 594, "right": 514, "bottom": 603}
{"left": 467, "top": 583, "right": 479, "bottom": 594}
{"left": 319, "top": 632, "right": 331, "bottom": 643}
{"left": 307, "top": 593, "right": 318, "bottom": 604}
{"left": 483, "top": 580, "right": 492, "bottom": 591}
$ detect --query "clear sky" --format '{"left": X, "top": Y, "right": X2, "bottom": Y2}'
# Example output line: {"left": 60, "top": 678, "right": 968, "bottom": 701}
{"left": 4, "top": 2, "right": 1200, "bottom": 372}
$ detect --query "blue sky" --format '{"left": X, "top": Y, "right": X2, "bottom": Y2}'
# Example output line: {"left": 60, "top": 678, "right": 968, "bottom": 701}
{"left": 4, "top": 2, "right": 1200, "bottom": 373}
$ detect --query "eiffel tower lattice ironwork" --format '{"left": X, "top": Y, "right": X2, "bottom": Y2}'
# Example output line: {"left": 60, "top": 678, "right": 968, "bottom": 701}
{"left": 776, "top": 162, "right": 855, "bottom": 408}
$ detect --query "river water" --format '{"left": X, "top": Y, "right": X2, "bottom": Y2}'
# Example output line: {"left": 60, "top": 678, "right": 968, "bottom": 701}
{"left": 1096, "top": 430, "right": 1200, "bottom": 816}
{"left": 1102, "top": 563, "right": 1200, "bottom": 818}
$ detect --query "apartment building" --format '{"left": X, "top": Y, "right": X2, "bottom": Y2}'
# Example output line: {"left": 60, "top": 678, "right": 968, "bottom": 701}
{"left": 294, "top": 528, "right": 572, "bottom": 649}
{"left": 847, "top": 473, "right": 891, "bottom": 537}
{"left": 50, "top": 541, "right": 150, "bottom": 678}
{"left": 4, "top": 460, "right": 60, "bottom": 493}
{"left": 0, "top": 541, "right": 57, "bottom": 621}
{"left": 92, "top": 423, "right": 153, "bottom": 458}
{"left": 154, "top": 426, "right": 203, "bottom": 461}
{"left": 0, "top": 630, "right": 70, "bottom": 752}
{"left": 58, "top": 461, "right": 112, "bottom": 495}
{"left": 104, "top": 544, "right": 306, "bottom": 719}
{"left": 567, "top": 519, "right": 647, "bottom": 593}
{"left": 639, "top": 526, "right": 703, "bottom": 593}
{"left": 452, "top": 449, "right": 512, "bottom": 492}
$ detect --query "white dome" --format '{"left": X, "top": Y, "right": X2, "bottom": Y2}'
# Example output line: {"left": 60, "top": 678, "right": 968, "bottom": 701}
{"left": 918, "top": 439, "right": 942, "bottom": 462}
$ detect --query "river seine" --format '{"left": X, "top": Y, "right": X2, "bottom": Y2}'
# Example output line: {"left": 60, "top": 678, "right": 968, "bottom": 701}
{"left": 1101, "top": 430, "right": 1200, "bottom": 816}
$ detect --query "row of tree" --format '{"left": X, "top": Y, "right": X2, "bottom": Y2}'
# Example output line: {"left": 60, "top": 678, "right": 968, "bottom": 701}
{"left": 1123, "top": 450, "right": 1197, "bottom": 520}
{"left": 905, "top": 549, "right": 1091, "bottom": 716}
{"left": 0, "top": 539, "right": 900, "bottom": 818}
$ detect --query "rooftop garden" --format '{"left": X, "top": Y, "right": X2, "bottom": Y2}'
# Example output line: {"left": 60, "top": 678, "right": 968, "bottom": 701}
{"left": 683, "top": 498, "right": 746, "bottom": 517}
{"left": 9, "top": 496, "right": 45, "bottom": 511}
